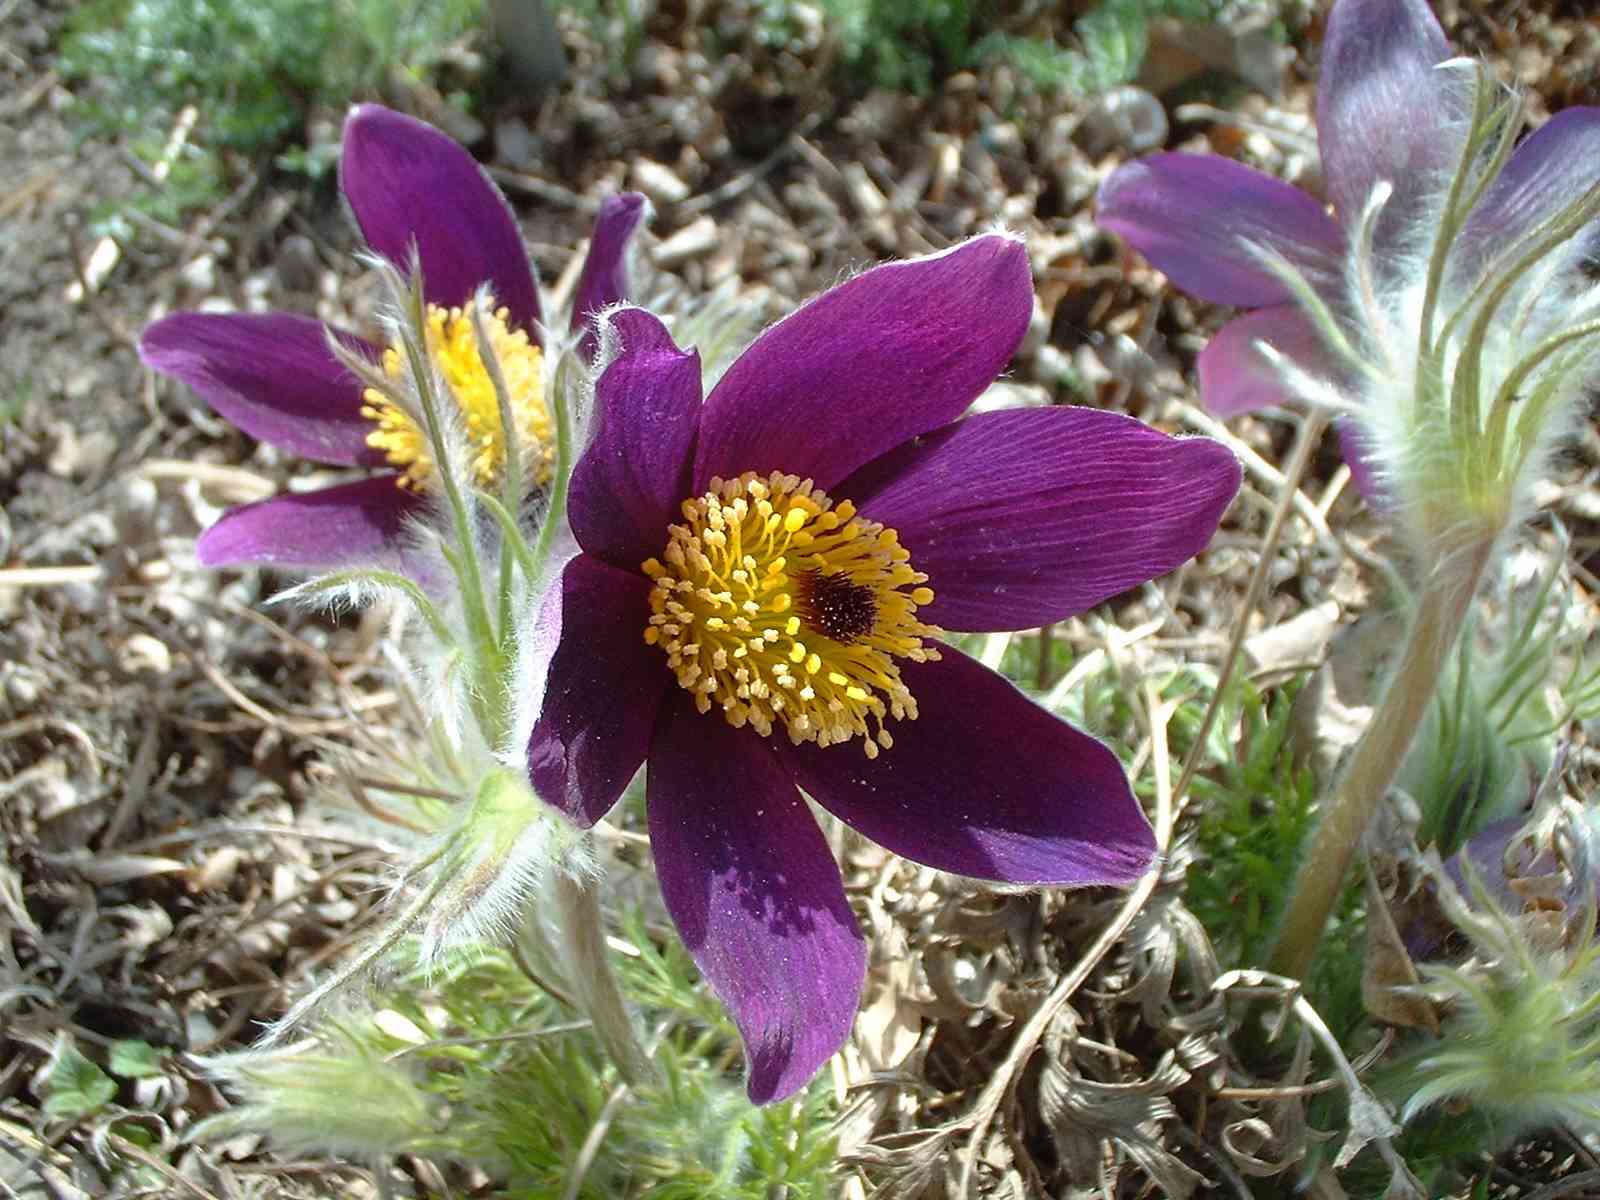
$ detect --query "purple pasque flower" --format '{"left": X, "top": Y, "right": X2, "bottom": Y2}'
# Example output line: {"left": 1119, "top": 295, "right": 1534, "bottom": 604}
{"left": 140, "top": 104, "right": 646, "bottom": 576}
{"left": 1096, "top": 0, "right": 1600, "bottom": 527}
{"left": 526, "top": 233, "right": 1241, "bottom": 1102}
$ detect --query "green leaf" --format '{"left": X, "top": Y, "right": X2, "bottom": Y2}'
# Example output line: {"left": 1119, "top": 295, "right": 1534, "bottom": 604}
{"left": 108, "top": 1039, "right": 165, "bottom": 1079}
{"left": 41, "top": 1042, "right": 117, "bottom": 1119}
{"left": 289, "top": 568, "right": 459, "bottom": 650}
{"left": 112, "top": 1120, "right": 159, "bottom": 1149}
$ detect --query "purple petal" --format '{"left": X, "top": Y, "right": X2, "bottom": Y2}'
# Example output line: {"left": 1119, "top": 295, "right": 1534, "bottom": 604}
{"left": 782, "top": 648, "right": 1155, "bottom": 885}
{"left": 1447, "top": 815, "right": 1594, "bottom": 924}
{"left": 1197, "top": 305, "right": 1333, "bottom": 417}
{"left": 571, "top": 193, "right": 649, "bottom": 362}
{"left": 568, "top": 310, "right": 703, "bottom": 571}
{"left": 1317, "top": 0, "right": 1455, "bottom": 239}
{"left": 1336, "top": 418, "right": 1386, "bottom": 508}
{"left": 341, "top": 105, "right": 541, "bottom": 333}
{"left": 1097, "top": 154, "right": 1344, "bottom": 307}
{"left": 1404, "top": 813, "right": 1566, "bottom": 961}
{"left": 844, "top": 408, "right": 1239, "bottom": 632}
{"left": 647, "top": 693, "right": 865, "bottom": 1103}
{"left": 141, "top": 313, "right": 385, "bottom": 466}
{"left": 693, "top": 235, "right": 1032, "bottom": 492}
{"left": 1456, "top": 107, "right": 1600, "bottom": 283}
{"left": 196, "top": 476, "right": 425, "bottom": 572}
{"left": 527, "top": 554, "right": 669, "bottom": 825}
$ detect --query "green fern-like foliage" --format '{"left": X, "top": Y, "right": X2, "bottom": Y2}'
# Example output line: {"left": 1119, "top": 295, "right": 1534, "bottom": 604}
{"left": 1407, "top": 557, "right": 1600, "bottom": 858}
{"left": 1181, "top": 676, "right": 1319, "bottom": 965}
{"left": 812, "top": 0, "right": 979, "bottom": 92}
{"left": 58, "top": 0, "right": 481, "bottom": 194}
{"left": 200, "top": 928, "right": 839, "bottom": 1198}
{"left": 748, "top": 0, "right": 1205, "bottom": 96}
{"left": 794, "top": 0, "right": 1282, "bottom": 97}
{"left": 986, "top": 0, "right": 1280, "bottom": 94}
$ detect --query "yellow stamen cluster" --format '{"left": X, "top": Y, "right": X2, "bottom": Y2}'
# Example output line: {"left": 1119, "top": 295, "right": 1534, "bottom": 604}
{"left": 643, "top": 470, "right": 940, "bottom": 757}
{"left": 362, "top": 301, "right": 551, "bottom": 491}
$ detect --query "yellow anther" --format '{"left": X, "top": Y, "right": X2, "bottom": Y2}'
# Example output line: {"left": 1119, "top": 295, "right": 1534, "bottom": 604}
{"left": 362, "top": 297, "right": 551, "bottom": 491}
{"left": 641, "top": 470, "right": 940, "bottom": 754}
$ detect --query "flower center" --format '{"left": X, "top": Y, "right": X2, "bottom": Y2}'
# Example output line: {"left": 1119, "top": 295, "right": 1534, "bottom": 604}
{"left": 361, "top": 300, "right": 551, "bottom": 491}
{"left": 642, "top": 470, "right": 941, "bottom": 757}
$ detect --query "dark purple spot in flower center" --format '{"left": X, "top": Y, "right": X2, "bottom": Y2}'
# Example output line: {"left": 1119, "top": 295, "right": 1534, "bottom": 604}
{"left": 794, "top": 569, "right": 877, "bottom": 643}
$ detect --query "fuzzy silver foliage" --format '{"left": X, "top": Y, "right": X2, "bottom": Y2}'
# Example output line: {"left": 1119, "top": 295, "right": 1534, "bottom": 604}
{"left": 1399, "top": 801, "right": 1600, "bottom": 1138}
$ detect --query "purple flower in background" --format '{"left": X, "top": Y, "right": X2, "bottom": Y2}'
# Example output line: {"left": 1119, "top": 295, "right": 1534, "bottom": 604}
{"left": 526, "top": 234, "right": 1241, "bottom": 1101}
{"left": 1096, "top": 0, "right": 1600, "bottom": 529}
{"left": 141, "top": 105, "right": 646, "bottom": 576}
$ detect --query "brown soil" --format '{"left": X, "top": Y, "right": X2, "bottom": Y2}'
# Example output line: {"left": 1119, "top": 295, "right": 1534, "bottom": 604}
{"left": 3, "top": 0, "right": 1598, "bottom": 1196}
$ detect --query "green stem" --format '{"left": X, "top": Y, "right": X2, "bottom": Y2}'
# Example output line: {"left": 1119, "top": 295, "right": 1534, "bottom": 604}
{"left": 531, "top": 352, "right": 577, "bottom": 577}
{"left": 398, "top": 283, "right": 509, "bottom": 742}
{"left": 1265, "top": 538, "right": 1496, "bottom": 980}
{"left": 294, "top": 569, "right": 458, "bottom": 649}
{"left": 1418, "top": 64, "right": 1510, "bottom": 357}
{"left": 552, "top": 858, "right": 655, "bottom": 1086}
{"left": 469, "top": 296, "right": 531, "bottom": 678}
{"left": 479, "top": 493, "right": 540, "bottom": 582}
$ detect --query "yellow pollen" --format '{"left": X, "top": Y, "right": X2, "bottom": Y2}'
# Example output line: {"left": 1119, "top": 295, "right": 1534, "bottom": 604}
{"left": 643, "top": 470, "right": 941, "bottom": 755}
{"left": 360, "top": 299, "right": 551, "bottom": 491}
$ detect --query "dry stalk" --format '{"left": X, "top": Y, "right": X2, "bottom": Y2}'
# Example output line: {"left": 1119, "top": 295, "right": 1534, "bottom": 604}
{"left": 954, "top": 677, "right": 1180, "bottom": 1196}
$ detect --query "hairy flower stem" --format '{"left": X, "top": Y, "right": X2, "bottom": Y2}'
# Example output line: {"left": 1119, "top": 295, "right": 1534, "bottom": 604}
{"left": 395, "top": 275, "right": 509, "bottom": 744}
{"left": 552, "top": 861, "right": 655, "bottom": 1086}
{"left": 531, "top": 351, "right": 577, "bottom": 576}
{"left": 1266, "top": 539, "right": 1496, "bottom": 980}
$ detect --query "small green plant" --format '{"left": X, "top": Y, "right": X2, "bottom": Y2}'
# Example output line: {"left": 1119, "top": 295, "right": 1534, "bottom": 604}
{"left": 1182, "top": 677, "right": 1316, "bottom": 959}
{"left": 1365, "top": 821, "right": 1600, "bottom": 1189}
{"left": 1409, "top": 555, "right": 1600, "bottom": 857}
{"left": 199, "top": 931, "right": 839, "bottom": 1197}
{"left": 58, "top": 0, "right": 482, "bottom": 222}
{"left": 40, "top": 1039, "right": 118, "bottom": 1120}
{"left": 107, "top": 1039, "right": 166, "bottom": 1080}
{"left": 61, "top": 0, "right": 482, "bottom": 154}
{"left": 1174, "top": 672, "right": 1368, "bottom": 1032}
{"left": 978, "top": 0, "right": 1281, "bottom": 96}
{"left": 743, "top": 0, "right": 1285, "bottom": 97}
{"left": 813, "top": 0, "right": 978, "bottom": 92}
{"left": 1, "top": 373, "right": 32, "bottom": 452}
